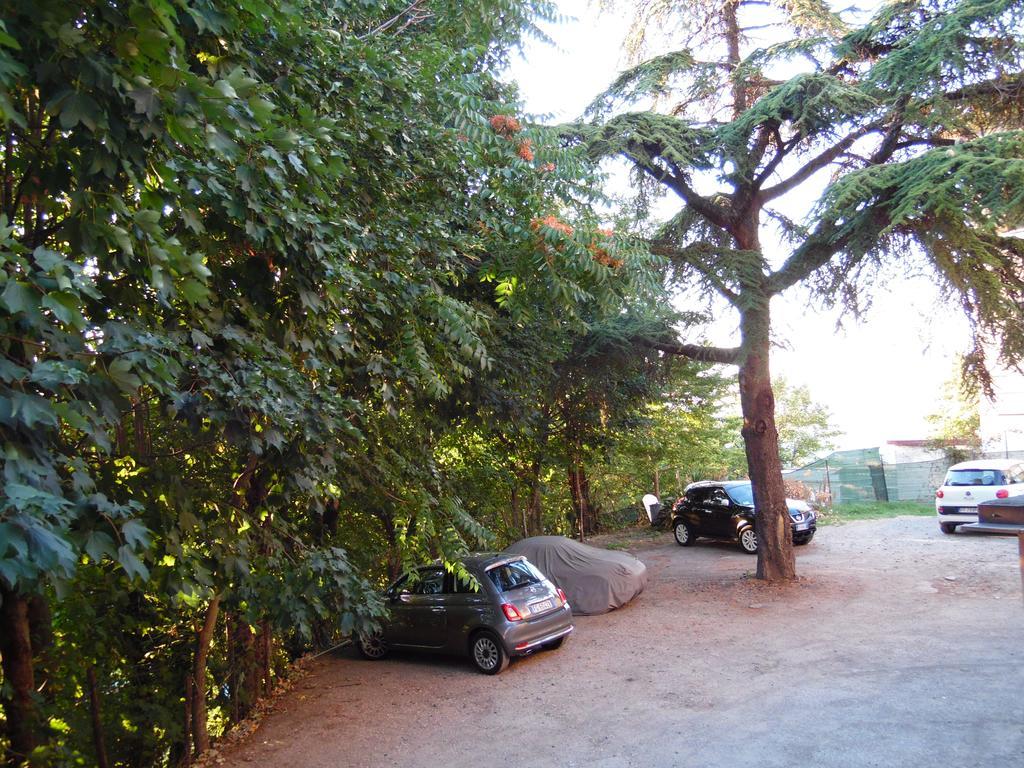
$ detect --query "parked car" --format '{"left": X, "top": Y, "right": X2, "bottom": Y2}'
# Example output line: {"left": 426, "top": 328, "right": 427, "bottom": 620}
{"left": 504, "top": 536, "right": 648, "bottom": 615}
{"left": 934, "top": 458, "right": 1024, "bottom": 534}
{"left": 670, "top": 480, "right": 817, "bottom": 554}
{"left": 356, "top": 554, "right": 573, "bottom": 674}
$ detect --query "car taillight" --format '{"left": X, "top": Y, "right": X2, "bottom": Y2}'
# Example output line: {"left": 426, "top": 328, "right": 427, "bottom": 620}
{"left": 996, "top": 489, "right": 1009, "bottom": 499}
{"left": 557, "top": 588, "right": 568, "bottom": 606}
{"left": 935, "top": 489, "right": 944, "bottom": 499}
{"left": 501, "top": 603, "right": 523, "bottom": 621}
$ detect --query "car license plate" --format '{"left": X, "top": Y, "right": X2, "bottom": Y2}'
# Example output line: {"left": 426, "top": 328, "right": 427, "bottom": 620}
{"left": 959, "top": 507, "right": 977, "bottom": 514}
{"left": 529, "top": 599, "right": 553, "bottom": 615}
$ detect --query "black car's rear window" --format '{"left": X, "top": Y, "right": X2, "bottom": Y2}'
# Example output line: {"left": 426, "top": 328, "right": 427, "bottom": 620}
{"left": 487, "top": 560, "right": 543, "bottom": 593}
{"left": 944, "top": 469, "right": 1007, "bottom": 486}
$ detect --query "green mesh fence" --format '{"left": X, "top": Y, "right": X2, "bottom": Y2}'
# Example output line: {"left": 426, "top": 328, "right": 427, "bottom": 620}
{"left": 786, "top": 449, "right": 1024, "bottom": 504}
{"left": 786, "top": 448, "right": 882, "bottom": 504}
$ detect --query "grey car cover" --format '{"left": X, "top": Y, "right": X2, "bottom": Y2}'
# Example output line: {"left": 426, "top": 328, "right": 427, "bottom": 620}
{"left": 503, "top": 536, "right": 647, "bottom": 615}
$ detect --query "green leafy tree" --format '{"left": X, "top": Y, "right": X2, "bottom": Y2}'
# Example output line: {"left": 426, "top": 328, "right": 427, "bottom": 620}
{"left": 589, "top": 367, "right": 746, "bottom": 517}
{"left": 1, "top": 0, "right": 652, "bottom": 763}
{"left": 773, "top": 378, "right": 840, "bottom": 466}
{"left": 579, "top": 0, "right": 1024, "bottom": 580}
{"left": 925, "top": 366, "right": 981, "bottom": 464}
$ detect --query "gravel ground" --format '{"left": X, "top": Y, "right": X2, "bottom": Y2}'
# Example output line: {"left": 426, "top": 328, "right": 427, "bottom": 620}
{"left": 221, "top": 517, "right": 1024, "bottom": 768}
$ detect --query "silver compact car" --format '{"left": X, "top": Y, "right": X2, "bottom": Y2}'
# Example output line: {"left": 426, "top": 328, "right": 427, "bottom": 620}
{"left": 356, "top": 554, "right": 574, "bottom": 674}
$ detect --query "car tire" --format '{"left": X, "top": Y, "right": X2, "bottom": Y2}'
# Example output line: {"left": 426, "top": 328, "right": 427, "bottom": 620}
{"left": 794, "top": 532, "right": 814, "bottom": 546}
{"left": 738, "top": 526, "right": 758, "bottom": 555}
{"left": 940, "top": 523, "right": 958, "bottom": 534}
{"left": 356, "top": 632, "right": 388, "bottom": 660}
{"left": 673, "top": 521, "right": 696, "bottom": 547}
{"left": 470, "top": 631, "right": 509, "bottom": 675}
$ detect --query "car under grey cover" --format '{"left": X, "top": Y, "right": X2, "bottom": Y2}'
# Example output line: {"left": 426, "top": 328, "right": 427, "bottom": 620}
{"left": 503, "top": 536, "right": 647, "bottom": 615}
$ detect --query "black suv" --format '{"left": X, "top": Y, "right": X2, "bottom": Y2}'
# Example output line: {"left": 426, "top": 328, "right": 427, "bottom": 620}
{"left": 670, "top": 481, "right": 816, "bottom": 554}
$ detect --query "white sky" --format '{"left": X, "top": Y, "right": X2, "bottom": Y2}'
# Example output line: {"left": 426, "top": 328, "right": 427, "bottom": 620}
{"left": 505, "top": 0, "right": 974, "bottom": 451}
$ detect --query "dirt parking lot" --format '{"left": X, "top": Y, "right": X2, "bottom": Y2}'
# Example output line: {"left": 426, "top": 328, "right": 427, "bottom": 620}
{"left": 222, "top": 517, "right": 1024, "bottom": 768}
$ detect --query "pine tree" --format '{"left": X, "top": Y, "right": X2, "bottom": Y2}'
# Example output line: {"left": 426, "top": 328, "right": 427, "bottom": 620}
{"left": 581, "top": 0, "right": 1024, "bottom": 580}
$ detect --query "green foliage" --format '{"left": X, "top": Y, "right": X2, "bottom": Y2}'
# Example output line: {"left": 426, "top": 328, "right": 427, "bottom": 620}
{"left": 574, "top": 0, "right": 1024, "bottom": 581}
{"left": 579, "top": 0, "right": 1024, "bottom": 377}
{"left": 924, "top": 365, "right": 981, "bottom": 464}
{"left": 1, "top": 0, "right": 679, "bottom": 763}
{"left": 772, "top": 378, "right": 840, "bottom": 467}
{"left": 590, "top": 369, "right": 746, "bottom": 512}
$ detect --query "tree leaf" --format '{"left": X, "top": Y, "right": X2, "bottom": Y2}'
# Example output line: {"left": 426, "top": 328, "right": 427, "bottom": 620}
{"left": 117, "top": 545, "right": 150, "bottom": 581}
{"left": 59, "top": 92, "right": 101, "bottom": 131}
{"left": 107, "top": 358, "right": 142, "bottom": 392}
{"left": 121, "top": 519, "right": 151, "bottom": 549}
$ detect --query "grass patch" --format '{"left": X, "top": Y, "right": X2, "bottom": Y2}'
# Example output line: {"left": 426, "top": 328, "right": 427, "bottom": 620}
{"left": 819, "top": 500, "right": 933, "bottom": 525}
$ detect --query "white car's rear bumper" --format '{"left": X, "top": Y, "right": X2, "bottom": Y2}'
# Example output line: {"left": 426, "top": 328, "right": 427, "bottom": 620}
{"left": 936, "top": 505, "right": 978, "bottom": 524}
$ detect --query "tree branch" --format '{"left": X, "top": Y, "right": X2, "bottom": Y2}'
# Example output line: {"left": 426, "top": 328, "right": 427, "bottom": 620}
{"left": 893, "top": 136, "right": 956, "bottom": 151}
{"left": 639, "top": 337, "right": 741, "bottom": 365}
{"left": 942, "top": 72, "right": 1024, "bottom": 102}
{"left": 752, "top": 126, "right": 790, "bottom": 189}
{"left": 624, "top": 145, "right": 733, "bottom": 230}
{"left": 357, "top": 0, "right": 431, "bottom": 39}
{"left": 760, "top": 123, "right": 879, "bottom": 202}
{"left": 649, "top": 239, "right": 740, "bottom": 304}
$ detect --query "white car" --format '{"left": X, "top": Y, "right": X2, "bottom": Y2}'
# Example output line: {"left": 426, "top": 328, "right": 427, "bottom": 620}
{"left": 935, "top": 459, "right": 1024, "bottom": 533}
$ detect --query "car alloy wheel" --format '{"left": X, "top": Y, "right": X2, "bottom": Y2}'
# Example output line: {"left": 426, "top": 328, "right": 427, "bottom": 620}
{"left": 674, "top": 521, "right": 695, "bottom": 547}
{"left": 471, "top": 632, "right": 509, "bottom": 675}
{"left": 738, "top": 527, "right": 758, "bottom": 554}
{"left": 357, "top": 632, "right": 387, "bottom": 660}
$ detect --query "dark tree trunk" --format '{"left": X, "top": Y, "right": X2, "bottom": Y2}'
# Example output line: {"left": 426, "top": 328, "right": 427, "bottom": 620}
{"left": 86, "top": 667, "right": 110, "bottom": 768}
{"left": 191, "top": 594, "right": 221, "bottom": 757}
{"left": 183, "top": 675, "right": 194, "bottom": 768}
{"left": 0, "top": 585, "right": 37, "bottom": 767}
{"left": 229, "top": 617, "right": 260, "bottom": 720}
{"left": 567, "top": 464, "right": 584, "bottom": 541}
{"left": 567, "top": 463, "right": 598, "bottom": 539}
{"left": 259, "top": 620, "right": 273, "bottom": 697}
{"left": 524, "top": 457, "right": 544, "bottom": 536}
{"left": 738, "top": 304, "right": 796, "bottom": 581}
{"left": 507, "top": 484, "right": 522, "bottom": 538}
{"left": 26, "top": 595, "right": 52, "bottom": 712}
{"left": 723, "top": 0, "right": 746, "bottom": 115}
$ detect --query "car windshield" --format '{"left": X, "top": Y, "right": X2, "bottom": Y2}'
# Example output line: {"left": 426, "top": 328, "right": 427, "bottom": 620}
{"left": 725, "top": 484, "right": 754, "bottom": 506}
{"left": 487, "top": 560, "right": 543, "bottom": 593}
{"left": 944, "top": 469, "right": 1007, "bottom": 487}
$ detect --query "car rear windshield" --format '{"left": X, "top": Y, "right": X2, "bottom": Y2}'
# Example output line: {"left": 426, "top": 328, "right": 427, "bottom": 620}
{"left": 944, "top": 469, "right": 1007, "bottom": 487}
{"left": 487, "top": 560, "right": 543, "bottom": 593}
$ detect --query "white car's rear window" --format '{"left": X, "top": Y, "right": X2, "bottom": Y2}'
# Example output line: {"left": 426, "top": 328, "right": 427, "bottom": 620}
{"left": 944, "top": 469, "right": 1007, "bottom": 487}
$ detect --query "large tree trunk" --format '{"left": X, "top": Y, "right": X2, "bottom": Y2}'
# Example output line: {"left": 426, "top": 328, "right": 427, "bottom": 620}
{"left": 738, "top": 305, "right": 796, "bottom": 581}
{"left": 0, "top": 585, "right": 37, "bottom": 767}
{"left": 191, "top": 594, "right": 221, "bottom": 757}
{"left": 524, "top": 457, "right": 544, "bottom": 536}
{"left": 567, "top": 463, "right": 598, "bottom": 539}
{"left": 86, "top": 667, "right": 110, "bottom": 768}
{"left": 723, "top": 0, "right": 746, "bottom": 115}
